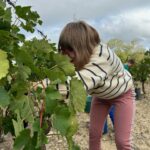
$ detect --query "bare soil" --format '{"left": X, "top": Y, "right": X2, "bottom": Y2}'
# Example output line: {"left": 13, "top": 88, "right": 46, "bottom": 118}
{"left": 0, "top": 83, "right": 150, "bottom": 150}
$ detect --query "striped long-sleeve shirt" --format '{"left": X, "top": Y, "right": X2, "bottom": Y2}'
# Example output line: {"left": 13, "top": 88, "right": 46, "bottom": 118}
{"left": 77, "top": 43, "right": 133, "bottom": 99}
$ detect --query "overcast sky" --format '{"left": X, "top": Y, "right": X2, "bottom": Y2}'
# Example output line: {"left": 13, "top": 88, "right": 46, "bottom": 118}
{"left": 17, "top": 0, "right": 150, "bottom": 48}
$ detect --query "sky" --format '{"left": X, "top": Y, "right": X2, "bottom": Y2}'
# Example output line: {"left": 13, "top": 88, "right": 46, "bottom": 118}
{"left": 17, "top": 0, "right": 150, "bottom": 49}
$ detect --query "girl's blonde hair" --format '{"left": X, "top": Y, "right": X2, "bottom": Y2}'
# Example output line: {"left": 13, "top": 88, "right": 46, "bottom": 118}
{"left": 58, "top": 21, "right": 100, "bottom": 70}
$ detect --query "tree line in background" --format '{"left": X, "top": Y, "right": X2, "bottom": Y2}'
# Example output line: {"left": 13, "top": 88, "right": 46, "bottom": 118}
{"left": 108, "top": 39, "right": 150, "bottom": 95}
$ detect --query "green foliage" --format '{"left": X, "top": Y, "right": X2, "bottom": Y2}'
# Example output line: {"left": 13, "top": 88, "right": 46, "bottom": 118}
{"left": 2, "top": 113, "right": 15, "bottom": 135}
{"left": 12, "top": 110, "right": 24, "bottom": 137}
{"left": 0, "top": 86, "right": 10, "bottom": 107}
{"left": 52, "top": 106, "right": 78, "bottom": 137}
{"left": 0, "top": 50, "right": 9, "bottom": 80}
{"left": 0, "top": 1, "right": 86, "bottom": 149}
{"left": 69, "top": 78, "right": 87, "bottom": 112}
{"left": 129, "top": 50, "right": 150, "bottom": 94}
{"left": 130, "top": 53, "right": 150, "bottom": 82}
{"left": 107, "top": 39, "right": 145, "bottom": 63}
{"left": 45, "top": 86, "right": 61, "bottom": 114}
{"left": 13, "top": 129, "right": 31, "bottom": 150}
{"left": 108, "top": 38, "right": 150, "bottom": 94}
{"left": 52, "top": 105, "right": 78, "bottom": 149}
{"left": 13, "top": 129, "right": 42, "bottom": 150}
{"left": 15, "top": 5, "right": 42, "bottom": 33}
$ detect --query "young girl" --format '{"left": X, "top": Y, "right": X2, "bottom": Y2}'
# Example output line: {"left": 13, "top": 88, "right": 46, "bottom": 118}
{"left": 58, "top": 21, "right": 135, "bottom": 150}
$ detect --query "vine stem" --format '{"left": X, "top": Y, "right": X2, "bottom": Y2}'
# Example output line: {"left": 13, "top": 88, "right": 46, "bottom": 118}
{"left": 40, "top": 102, "right": 44, "bottom": 128}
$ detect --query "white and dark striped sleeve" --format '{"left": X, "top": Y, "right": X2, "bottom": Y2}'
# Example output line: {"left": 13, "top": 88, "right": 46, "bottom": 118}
{"left": 76, "top": 67, "right": 104, "bottom": 91}
{"left": 106, "top": 46, "right": 124, "bottom": 73}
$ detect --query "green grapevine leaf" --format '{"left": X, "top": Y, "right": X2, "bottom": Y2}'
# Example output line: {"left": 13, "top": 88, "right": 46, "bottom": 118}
{"left": 0, "top": 86, "right": 10, "bottom": 107}
{"left": 15, "top": 5, "right": 42, "bottom": 33}
{"left": 52, "top": 106, "right": 78, "bottom": 137}
{"left": 45, "top": 67, "right": 67, "bottom": 82}
{"left": 20, "top": 96, "right": 34, "bottom": 124}
{"left": 10, "top": 95, "right": 34, "bottom": 124}
{"left": 0, "top": 0, "right": 6, "bottom": 8}
{"left": 12, "top": 110, "right": 24, "bottom": 137}
{"left": 36, "top": 129, "right": 48, "bottom": 148}
{"left": 0, "top": 49, "right": 9, "bottom": 80}
{"left": 13, "top": 129, "right": 31, "bottom": 150}
{"left": 53, "top": 53, "right": 75, "bottom": 76}
{"left": 10, "top": 79, "right": 29, "bottom": 98}
{"left": 21, "top": 21, "right": 35, "bottom": 33}
{"left": 3, "top": 7, "right": 11, "bottom": 22}
{"left": 2, "top": 113, "right": 15, "bottom": 135}
{"left": 32, "top": 119, "right": 40, "bottom": 132}
{"left": 45, "top": 86, "right": 62, "bottom": 114}
{"left": 16, "top": 33, "right": 25, "bottom": 41}
{"left": 0, "top": 7, "right": 5, "bottom": 16}
{"left": 24, "top": 38, "right": 53, "bottom": 54}
{"left": 69, "top": 78, "right": 87, "bottom": 112}
{"left": 0, "top": 31, "right": 12, "bottom": 50}
{"left": 14, "top": 48, "right": 34, "bottom": 66}
{"left": 15, "top": 6, "right": 30, "bottom": 19}
{"left": 24, "top": 133, "right": 40, "bottom": 150}
{"left": 66, "top": 115, "right": 78, "bottom": 138}
{"left": 19, "top": 66, "right": 31, "bottom": 81}
{"left": 14, "top": 128, "right": 40, "bottom": 150}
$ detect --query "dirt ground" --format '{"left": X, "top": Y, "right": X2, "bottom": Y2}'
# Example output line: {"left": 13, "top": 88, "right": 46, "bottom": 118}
{"left": 47, "top": 83, "right": 150, "bottom": 150}
{"left": 0, "top": 83, "right": 150, "bottom": 150}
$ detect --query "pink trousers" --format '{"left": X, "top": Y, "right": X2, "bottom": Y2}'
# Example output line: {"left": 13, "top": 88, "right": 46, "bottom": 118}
{"left": 89, "top": 89, "right": 135, "bottom": 150}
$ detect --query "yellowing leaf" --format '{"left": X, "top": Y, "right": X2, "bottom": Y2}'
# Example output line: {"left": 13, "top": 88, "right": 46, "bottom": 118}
{"left": 0, "top": 49, "right": 9, "bottom": 79}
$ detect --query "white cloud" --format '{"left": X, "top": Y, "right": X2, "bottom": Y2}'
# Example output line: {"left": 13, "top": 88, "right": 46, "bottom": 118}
{"left": 97, "top": 8, "right": 150, "bottom": 47}
{"left": 16, "top": 0, "right": 150, "bottom": 24}
{"left": 16, "top": 0, "right": 150, "bottom": 47}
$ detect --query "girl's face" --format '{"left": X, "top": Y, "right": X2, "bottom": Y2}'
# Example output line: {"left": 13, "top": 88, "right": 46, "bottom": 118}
{"left": 61, "top": 49, "right": 76, "bottom": 64}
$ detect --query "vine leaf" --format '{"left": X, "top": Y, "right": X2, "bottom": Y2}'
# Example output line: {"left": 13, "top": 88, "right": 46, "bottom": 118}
{"left": 12, "top": 110, "right": 24, "bottom": 137}
{"left": 0, "top": 0, "right": 6, "bottom": 8}
{"left": 0, "top": 86, "right": 10, "bottom": 107}
{"left": 3, "top": 7, "right": 11, "bottom": 22}
{"left": 52, "top": 106, "right": 78, "bottom": 137}
{"left": 52, "top": 105, "right": 79, "bottom": 149}
{"left": 45, "top": 86, "right": 62, "bottom": 114}
{"left": 0, "top": 49, "right": 9, "bottom": 80}
{"left": 36, "top": 129, "right": 48, "bottom": 148}
{"left": 53, "top": 53, "right": 75, "bottom": 76}
{"left": 69, "top": 78, "right": 87, "bottom": 112}
{"left": 45, "top": 67, "right": 67, "bottom": 82}
{"left": 14, "top": 128, "right": 41, "bottom": 150}
{"left": 13, "top": 129, "right": 31, "bottom": 150}
{"left": 20, "top": 96, "right": 34, "bottom": 124}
